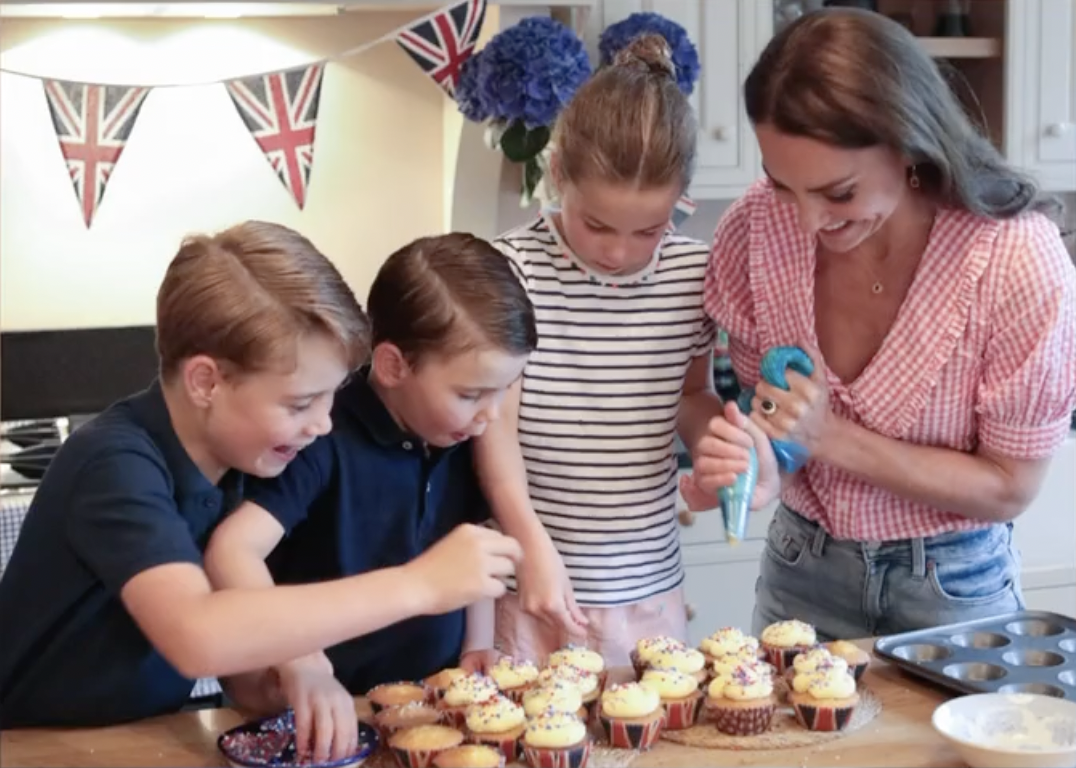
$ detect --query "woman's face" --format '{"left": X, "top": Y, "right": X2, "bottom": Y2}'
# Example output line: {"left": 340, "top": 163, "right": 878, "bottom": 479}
{"left": 754, "top": 123, "right": 912, "bottom": 254}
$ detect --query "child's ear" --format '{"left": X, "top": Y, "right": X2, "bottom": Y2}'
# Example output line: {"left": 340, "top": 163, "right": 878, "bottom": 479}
{"left": 183, "top": 355, "right": 221, "bottom": 408}
{"left": 371, "top": 342, "right": 410, "bottom": 387}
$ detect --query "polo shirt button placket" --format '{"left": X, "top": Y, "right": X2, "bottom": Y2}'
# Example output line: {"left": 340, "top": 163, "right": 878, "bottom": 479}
{"left": 402, "top": 440, "right": 413, "bottom": 451}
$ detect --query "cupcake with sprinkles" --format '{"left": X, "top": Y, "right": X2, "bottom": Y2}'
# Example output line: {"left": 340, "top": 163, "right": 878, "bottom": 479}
{"left": 759, "top": 619, "right": 817, "bottom": 674}
{"left": 547, "top": 643, "right": 607, "bottom": 689}
{"left": 388, "top": 724, "right": 465, "bottom": 768}
{"left": 522, "top": 682, "right": 586, "bottom": 721}
{"left": 464, "top": 694, "right": 526, "bottom": 761}
{"left": 630, "top": 636, "right": 685, "bottom": 680}
{"left": 488, "top": 656, "right": 540, "bottom": 704}
{"left": 437, "top": 673, "right": 499, "bottom": 729}
{"left": 432, "top": 744, "right": 505, "bottom": 768}
{"left": 825, "top": 640, "right": 871, "bottom": 682}
{"left": 367, "top": 681, "right": 428, "bottom": 714}
{"left": 598, "top": 682, "right": 666, "bottom": 751}
{"left": 711, "top": 643, "right": 770, "bottom": 683}
{"left": 639, "top": 667, "right": 703, "bottom": 731}
{"left": 786, "top": 647, "right": 849, "bottom": 689}
{"left": 698, "top": 627, "right": 761, "bottom": 666}
{"left": 645, "top": 645, "right": 708, "bottom": 687}
{"left": 521, "top": 710, "right": 591, "bottom": 768}
{"left": 424, "top": 668, "right": 468, "bottom": 703}
{"left": 789, "top": 664, "right": 859, "bottom": 732}
{"left": 536, "top": 664, "right": 600, "bottom": 711}
{"left": 704, "top": 659, "right": 777, "bottom": 736}
{"left": 373, "top": 700, "right": 443, "bottom": 742}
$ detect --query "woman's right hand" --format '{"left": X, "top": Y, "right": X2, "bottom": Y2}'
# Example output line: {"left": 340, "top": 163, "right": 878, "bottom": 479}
{"left": 516, "top": 530, "right": 589, "bottom": 635}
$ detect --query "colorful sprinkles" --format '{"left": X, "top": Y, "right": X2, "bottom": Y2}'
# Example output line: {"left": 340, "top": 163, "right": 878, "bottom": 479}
{"left": 217, "top": 710, "right": 377, "bottom": 768}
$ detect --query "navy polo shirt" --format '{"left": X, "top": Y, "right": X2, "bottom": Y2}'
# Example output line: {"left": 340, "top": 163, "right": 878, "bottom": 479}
{"left": 246, "top": 370, "right": 489, "bottom": 694}
{"left": 0, "top": 382, "right": 243, "bottom": 728}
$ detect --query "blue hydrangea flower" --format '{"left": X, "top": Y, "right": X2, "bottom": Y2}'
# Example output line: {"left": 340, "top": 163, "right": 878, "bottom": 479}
{"left": 455, "top": 52, "right": 490, "bottom": 122}
{"left": 598, "top": 12, "right": 701, "bottom": 96}
{"left": 471, "top": 16, "right": 591, "bottom": 129}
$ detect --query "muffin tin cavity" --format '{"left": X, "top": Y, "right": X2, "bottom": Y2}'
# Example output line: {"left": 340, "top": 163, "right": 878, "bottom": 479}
{"left": 942, "top": 662, "right": 1007, "bottom": 683}
{"left": 951, "top": 632, "right": 1010, "bottom": 649}
{"left": 1001, "top": 650, "right": 1065, "bottom": 668}
{"left": 1005, "top": 618, "right": 1065, "bottom": 637}
{"left": 998, "top": 682, "right": 1067, "bottom": 698}
{"left": 892, "top": 643, "right": 952, "bottom": 663}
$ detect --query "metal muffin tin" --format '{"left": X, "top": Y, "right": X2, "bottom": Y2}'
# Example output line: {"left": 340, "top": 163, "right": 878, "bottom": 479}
{"left": 873, "top": 610, "right": 1076, "bottom": 701}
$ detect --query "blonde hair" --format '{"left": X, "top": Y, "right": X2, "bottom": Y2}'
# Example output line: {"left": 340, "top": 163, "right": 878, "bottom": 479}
{"left": 553, "top": 33, "right": 697, "bottom": 192}
{"left": 367, "top": 233, "right": 537, "bottom": 364}
{"left": 156, "top": 221, "right": 370, "bottom": 378}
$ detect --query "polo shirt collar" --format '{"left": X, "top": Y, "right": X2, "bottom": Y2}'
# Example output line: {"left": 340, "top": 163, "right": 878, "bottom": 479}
{"left": 340, "top": 368, "right": 459, "bottom": 457}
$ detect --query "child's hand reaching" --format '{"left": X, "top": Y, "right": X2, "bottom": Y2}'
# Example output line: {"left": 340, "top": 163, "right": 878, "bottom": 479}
{"left": 274, "top": 653, "right": 357, "bottom": 765}
{"left": 682, "top": 400, "right": 781, "bottom": 512}
{"left": 459, "top": 647, "right": 502, "bottom": 674}
{"left": 516, "top": 530, "right": 589, "bottom": 635}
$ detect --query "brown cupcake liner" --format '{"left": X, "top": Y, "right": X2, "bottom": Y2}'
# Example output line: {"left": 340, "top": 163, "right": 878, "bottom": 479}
{"left": 707, "top": 701, "right": 776, "bottom": 736}
{"left": 793, "top": 701, "right": 857, "bottom": 732}
{"left": 522, "top": 739, "right": 592, "bottom": 768}
{"left": 598, "top": 712, "right": 665, "bottom": 751}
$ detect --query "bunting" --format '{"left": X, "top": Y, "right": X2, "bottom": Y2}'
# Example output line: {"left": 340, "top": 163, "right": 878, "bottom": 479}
{"left": 225, "top": 63, "right": 325, "bottom": 209}
{"left": 42, "top": 81, "right": 149, "bottom": 227}
{"left": 395, "top": 0, "right": 486, "bottom": 96}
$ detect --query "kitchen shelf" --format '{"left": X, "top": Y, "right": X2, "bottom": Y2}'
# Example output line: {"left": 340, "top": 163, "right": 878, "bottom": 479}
{"left": 917, "top": 36, "right": 1002, "bottom": 59}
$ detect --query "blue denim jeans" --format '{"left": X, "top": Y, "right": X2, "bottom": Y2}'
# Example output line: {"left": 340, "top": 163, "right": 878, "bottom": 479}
{"left": 752, "top": 505, "right": 1025, "bottom": 641}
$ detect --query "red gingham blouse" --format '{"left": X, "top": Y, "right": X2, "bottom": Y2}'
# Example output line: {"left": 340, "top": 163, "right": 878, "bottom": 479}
{"left": 704, "top": 180, "right": 1076, "bottom": 541}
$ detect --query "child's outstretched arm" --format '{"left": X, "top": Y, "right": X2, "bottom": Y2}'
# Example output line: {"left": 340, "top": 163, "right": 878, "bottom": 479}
{"left": 473, "top": 380, "right": 588, "bottom": 635}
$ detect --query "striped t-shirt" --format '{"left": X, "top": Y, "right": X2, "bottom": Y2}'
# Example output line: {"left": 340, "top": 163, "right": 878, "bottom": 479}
{"left": 495, "top": 213, "right": 715, "bottom": 606}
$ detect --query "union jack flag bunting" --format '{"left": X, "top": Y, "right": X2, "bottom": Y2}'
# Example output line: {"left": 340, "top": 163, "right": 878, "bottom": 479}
{"left": 396, "top": 0, "right": 486, "bottom": 96}
{"left": 671, "top": 193, "right": 697, "bottom": 229}
{"left": 42, "top": 80, "right": 149, "bottom": 228}
{"left": 225, "top": 63, "right": 325, "bottom": 209}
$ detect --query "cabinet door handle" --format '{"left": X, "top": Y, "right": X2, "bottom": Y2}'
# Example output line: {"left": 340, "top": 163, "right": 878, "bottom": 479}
{"left": 678, "top": 508, "right": 695, "bottom": 527}
{"left": 1045, "top": 123, "right": 1073, "bottom": 137}
{"left": 685, "top": 603, "right": 697, "bottom": 622}
{"left": 712, "top": 126, "right": 729, "bottom": 141}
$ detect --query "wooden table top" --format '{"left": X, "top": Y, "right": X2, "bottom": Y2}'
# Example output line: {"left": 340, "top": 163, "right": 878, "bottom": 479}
{"left": 0, "top": 639, "right": 964, "bottom": 768}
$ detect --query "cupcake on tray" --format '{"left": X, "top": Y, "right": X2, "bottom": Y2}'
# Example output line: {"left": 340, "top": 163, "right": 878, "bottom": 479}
{"left": 789, "top": 665, "right": 860, "bottom": 732}
{"left": 598, "top": 682, "right": 666, "bottom": 751}
{"left": 424, "top": 668, "right": 468, "bottom": 703}
{"left": 522, "top": 682, "right": 586, "bottom": 721}
{"left": 825, "top": 640, "right": 871, "bottom": 682}
{"left": 645, "top": 645, "right": 708, "bottom": 687}
{"left": 548, "top": 644, "right": 607, "bottom": 689}
{"left": 388, "top": 724, "right": 465, "bottom": 768}
{"left": 704, "top": 659, "right": 777, "bottom": 736}
{"left": 536, "top": 664, "right": 600, "bottom": 712}
{"left": 638, "top": 667, "right": 703, "bottom": 730}
{"left": 367, "top": 681, "right": 428, "bottom": 714}
{"left": 488, "top": 656, "right": 539, "bottom": 704}
{"left": 464, "top": 694, "right": 526, "bottom": 761}
{"left": 437, "top": 673, "right": 499, "bottom": 729}
{"left": 373, "top": 700, "right": 443, "bottom": 742}
{"left": 521, "top": 710, "right": 591, "bottom": 768}
{"left": 699, "top": 627, "right": 761, "bottom": 666}
{"left": 711, "top": 643, "right": 771, "bottom": 682}
{"left": 759, "top": 619, "right": 817, "bottom": 674}
{"left": 787, "top": 647, "right": 849, "bottom": 689}
{"left": 630, "top": 636, "right": 685, "bottom": 680}
{"left": 432, "top": 744, "right": 505, "bottom": 768}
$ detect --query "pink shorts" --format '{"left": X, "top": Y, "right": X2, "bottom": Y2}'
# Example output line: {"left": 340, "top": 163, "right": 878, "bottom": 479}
{"left": 493, "top": 587, "right": 687, "bottom": 668}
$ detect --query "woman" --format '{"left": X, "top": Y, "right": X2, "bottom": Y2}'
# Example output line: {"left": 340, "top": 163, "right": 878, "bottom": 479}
{"left": 697, "top": 8, "right": 1076, "bottom": 640}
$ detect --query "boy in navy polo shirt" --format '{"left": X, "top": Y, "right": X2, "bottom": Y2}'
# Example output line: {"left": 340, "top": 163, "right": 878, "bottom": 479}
{"left": 205, "top": 233, "right": 538, "bottom": 761}
{"left": 0, "top": 224, "right": 522, "bottom": 733}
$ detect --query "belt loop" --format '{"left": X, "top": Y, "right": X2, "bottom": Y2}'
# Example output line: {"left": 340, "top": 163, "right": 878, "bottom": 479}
{"left": 811, "top": 523, "right": 826, "bottom": 558}
{"left": 911, "top": 536, "right": 927, "bottom": 579}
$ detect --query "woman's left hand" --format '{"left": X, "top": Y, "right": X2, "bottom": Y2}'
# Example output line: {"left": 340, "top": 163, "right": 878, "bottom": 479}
{"left": 751, "top": 345, "right": 836, "bottom": 458}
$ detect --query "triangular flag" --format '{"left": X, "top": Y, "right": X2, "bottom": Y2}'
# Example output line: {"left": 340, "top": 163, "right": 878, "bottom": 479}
{"left": 396, "top": 0, "right": 486, "bottom": 96}
{"left": 42, "top": 80, "right": 149, "bottom": 228}
{"left": 225, "top": 63, "right": 325, "bottom": 209}
{"left": 671, "top": 194, "right": 697, "bottom": 229}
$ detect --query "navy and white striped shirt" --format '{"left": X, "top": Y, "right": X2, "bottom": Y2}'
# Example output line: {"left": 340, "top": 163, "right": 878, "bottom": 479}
{"left": 495, "top": 214, "right": 715, "bottom": 605}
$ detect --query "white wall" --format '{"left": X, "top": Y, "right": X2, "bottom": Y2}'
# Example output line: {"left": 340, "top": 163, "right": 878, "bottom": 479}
{"left": 0, "top": 11, "right": 448, "bottom": 331}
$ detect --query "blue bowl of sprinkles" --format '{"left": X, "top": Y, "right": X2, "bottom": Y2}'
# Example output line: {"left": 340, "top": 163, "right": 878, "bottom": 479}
{"left": 218, "top": 709, "right": 378, "bottom": 768}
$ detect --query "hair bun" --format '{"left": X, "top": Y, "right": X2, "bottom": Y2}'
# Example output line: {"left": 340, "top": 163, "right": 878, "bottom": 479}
{"left": 612, "top": 33, "right": 676, "bottom": 80}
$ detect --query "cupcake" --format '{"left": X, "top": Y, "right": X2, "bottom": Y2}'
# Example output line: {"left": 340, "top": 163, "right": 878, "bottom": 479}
{"left": 424, "top": 668, "right": 468, "bottom": 703}
{"left": 759, "top": 619, "right": 817, "bottom": 673}
{"left": 639, "top": 667, "right": 703, "bottom": 731}
{"left": 368, "top": 681, "right": 428, "bottom": 714}
{"left": 432, "top": 744, "right": 505, "bottom": 768}
{"left": 548, "top": 644, "right": 607, "bottom": 688}
{"left": 645, "top": 646, "right": 708, "bottom": 686}
{"left": 789, "top": 665, "right": 860, "bottom": 732}
{"left": 825, "top": 640, "right": 871, "bottom": 682}
{"left": 522, "top": 682, "right": 586, "bottom": 721}
{"left": 787, "top": 648, "right": 849, "bottom": 689}
{"left": 711, "top": 644, "right": 770, "bottom": 681}
{"left": 373, "top": 700, "right": 443, "bottom": 742}
{"left": 438, "top": 673, "right": 499, "bottom": 728}
{"left": 464, "top": 694, "right": 526, "bottom": 761}
{"left": 699, "top": 627, "right": 761, "bottom": 665}
{"left": 522, "top": 710, "right": 591, "bottom": 768}
{"left": 704, "top": 660, "right": 777, "bottom": 736}
{"left": 630, "top": 636, "right": 685, "bottom": 680}
{"left": 536, "top": 664, "right": 600, "bottom": 710}
{"left": 388, "top": 724, "right": 465, "bottom": 768}
{"left": 488, "top": 656, "right": 539, "bottom": 704}
{"left": 598, "top": 682, "right": 665, "bottom": 751}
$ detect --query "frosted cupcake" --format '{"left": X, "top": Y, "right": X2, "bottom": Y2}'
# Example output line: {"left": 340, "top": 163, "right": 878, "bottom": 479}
{"left": 536, "top": 664, "right": 600, "bottom": 710}
{"left": 522, "top": 682, "right": 586, "bottom": 721}
{"left": 787, "top": 648, "right": 849, "bottom": 687}
{"left": 548, "top": 644, "right": 607, "bottom": 689}
{"left": 373, "top": 700, "right": 443, "bottom": 741}
{"left": 424, "top": 668, "right": 468, "bottom": 703}
{"left": 711, "top": 644, "right": 770, "bottom": 682}
{"left": 704, "top": 660, "right": 777, "bottom": 736}
{"left": 630, "top": 636, "right": 685, "bottom": 680}
{"left": 598, "top": 682, "right": 665, "bottom": 751}
{"left": 646, "top": 646, "right": 708, "bottom": 686}
{"left": 760, "top": 619, "right": 817, "bottom": 673}
{"left": 639, "top": 667, "right": 703, "bottom": 731}
{"left": 464, "top": 694, "right": 526, "bottom": 761}
{"left": 388, "top": 724, "right": 465, "bottom": 768}
{"left": 789, "top": 665, "right": 860, "bottom": 732}
{"left": 825, "top": 640, "right": 871, "bottom": 682}
{"left": 437, "top": 673, "right": 499, "bottom": 729}
{"left": 488, "top": 656, "right": 539, "bottom": 704}
{"left": 521, "top": 710, "right": 591, "bottom": 768}
{"left": 699, "top": 627, "right": 761, "bottom": 665}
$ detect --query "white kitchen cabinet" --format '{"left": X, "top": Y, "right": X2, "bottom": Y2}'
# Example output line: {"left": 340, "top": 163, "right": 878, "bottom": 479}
{"left": 1007, "top": 0, "right": 1076, "bottom": 191}
{"left": 575, "top": 0, "right": 772, "bottom": 199}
